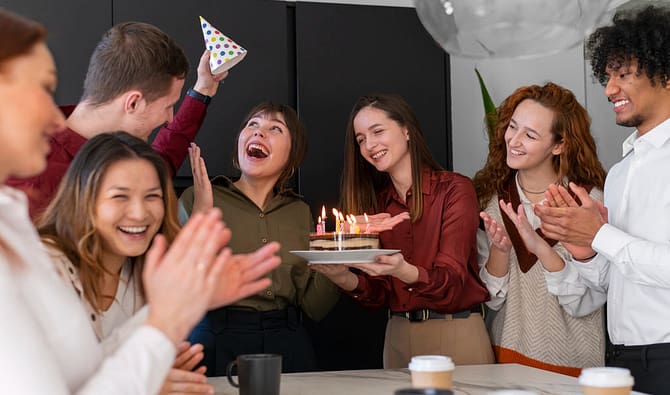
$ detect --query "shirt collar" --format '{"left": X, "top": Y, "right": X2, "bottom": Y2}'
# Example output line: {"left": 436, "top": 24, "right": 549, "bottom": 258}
{"left": 52, "top": 127, "right": 88, "bottom": 159}
{"left": 212, "top": 175, "right": 302, "bottom": 206}
{"left": 381, "top": 167, "right": 433, "bottom": 206}
{"left": 622, "top": 117, "right": 670, "bottom": 156}
{"left": 51, "top": 105, "right": 87, "bottom": 158}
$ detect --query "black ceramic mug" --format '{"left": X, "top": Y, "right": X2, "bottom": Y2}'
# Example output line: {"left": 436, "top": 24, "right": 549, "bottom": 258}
{"left": 227, "top": 354, "right": 282, "bottom": 395}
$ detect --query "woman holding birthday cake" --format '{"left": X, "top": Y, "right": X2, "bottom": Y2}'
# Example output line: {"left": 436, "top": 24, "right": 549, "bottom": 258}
{"left": 180, "top": 102, "right": 340, "bottom": 374}
{"left": 312, "top": 94, "right": 495, "bottom": 368}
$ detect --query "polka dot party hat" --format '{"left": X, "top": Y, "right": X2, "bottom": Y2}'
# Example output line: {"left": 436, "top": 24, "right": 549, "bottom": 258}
{"left": 199, "top": 16, "right": 247, "bottom": 74}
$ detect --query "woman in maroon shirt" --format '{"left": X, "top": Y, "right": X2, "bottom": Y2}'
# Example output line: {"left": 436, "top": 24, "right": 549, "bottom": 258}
{"left": 312, "top": 94, "right": 494, "bottom": 368}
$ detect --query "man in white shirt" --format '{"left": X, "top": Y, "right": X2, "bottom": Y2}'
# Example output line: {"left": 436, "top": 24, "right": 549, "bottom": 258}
{"left": 533, "top": 5, "right": 670, "bottom": 394}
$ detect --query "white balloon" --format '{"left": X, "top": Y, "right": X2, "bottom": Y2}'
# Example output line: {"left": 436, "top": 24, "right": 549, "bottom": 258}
{"left": 415, "top": 0, "right": 613, "bottom": 59}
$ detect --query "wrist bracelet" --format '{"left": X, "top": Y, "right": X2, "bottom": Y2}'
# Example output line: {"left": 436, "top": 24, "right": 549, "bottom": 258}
{"left": 186, "top": 88, "right": 211, "bottom": 105}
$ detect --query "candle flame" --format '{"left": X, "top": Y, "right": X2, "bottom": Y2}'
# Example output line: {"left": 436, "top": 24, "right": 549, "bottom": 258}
{"left": 364, "top": 213, "right": 369, "bottom": 223}
{"left": 351, "top": 215, "right": 357, "bottom": 224}
{"left": 318, "top": 216, "right": 321, "bottom": 223}
{"left": 332, "top": 208, "right": 339, "bottom": 218}
{"left": 321, "top": 205, "right": 326, "bottom": 219}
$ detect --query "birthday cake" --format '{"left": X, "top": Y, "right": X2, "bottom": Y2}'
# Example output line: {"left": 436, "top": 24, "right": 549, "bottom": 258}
{"left": 309, "top": 232, "right": 380, "bottom": 251}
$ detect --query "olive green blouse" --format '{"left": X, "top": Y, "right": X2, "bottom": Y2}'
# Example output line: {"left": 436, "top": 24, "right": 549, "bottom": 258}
{"left": 179, "top": 176, "right": 339, "bottom": 321}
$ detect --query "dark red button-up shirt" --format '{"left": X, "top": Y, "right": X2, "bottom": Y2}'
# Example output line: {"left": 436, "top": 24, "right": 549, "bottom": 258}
{"left": 5, "top": 96, "right": 206, "bottom": 219}
{"left": 347, "top": 168, "right": 489, "bottom": 314}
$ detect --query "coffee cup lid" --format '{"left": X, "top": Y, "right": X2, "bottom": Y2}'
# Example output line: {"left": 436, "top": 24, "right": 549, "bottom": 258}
{"left": 408, "top": 355, "right": 454, "bottom": 372}
{"left": 578, "top": 367, "right": 634, "bottom": 387}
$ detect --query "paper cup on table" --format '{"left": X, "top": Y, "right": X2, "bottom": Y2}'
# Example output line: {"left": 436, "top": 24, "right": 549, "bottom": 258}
{"left": 578, "top": 367, "right": 634, "bottom": 395}
{"left": 199, "top": 16, "right": 247, "bottom": 74}
{"left": 409, "top": 355, "right": 454, "bottom": 390}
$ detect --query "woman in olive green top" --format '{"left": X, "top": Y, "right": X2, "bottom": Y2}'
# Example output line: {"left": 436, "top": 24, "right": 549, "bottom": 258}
{"left": 179, "top": 102, "right": 339, "bottom": 374}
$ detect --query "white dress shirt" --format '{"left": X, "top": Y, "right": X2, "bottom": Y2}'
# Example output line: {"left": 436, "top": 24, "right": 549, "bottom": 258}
{"left": 573, "top": 118, "right": 670, "bottom": 346}
{"left": 0, "top": 186, "right": 174, "bottom": 394}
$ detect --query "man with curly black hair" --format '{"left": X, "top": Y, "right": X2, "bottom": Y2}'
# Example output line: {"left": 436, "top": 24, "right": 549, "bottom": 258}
{"left": 534, "top": 5, "right": 670, "bottom": 393}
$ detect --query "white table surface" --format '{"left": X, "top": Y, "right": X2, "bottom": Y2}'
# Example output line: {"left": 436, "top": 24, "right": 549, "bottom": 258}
{"left": 209, "top": 363, "right": 644, "bottom": 394}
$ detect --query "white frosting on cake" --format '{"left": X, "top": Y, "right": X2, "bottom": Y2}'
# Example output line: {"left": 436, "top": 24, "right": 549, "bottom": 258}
{"left": 309, "top": 232, "right": 379, "bottom": 251}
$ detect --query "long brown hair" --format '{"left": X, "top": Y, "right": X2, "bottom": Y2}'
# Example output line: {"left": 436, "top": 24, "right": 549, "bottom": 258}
{"left": 340, "top": 94, "right": 443, "bottom": 222}
{"left": 0, "top": 9, "right": 47, "bottom": 267}
{"left": 232, "top": 102, "right": 308, "bottom": 192}
{"left": 473, "top": 82, "right": 606, "bottom": 210}
{"left": 38, "top": 132, "right": 181, "bottom": 312}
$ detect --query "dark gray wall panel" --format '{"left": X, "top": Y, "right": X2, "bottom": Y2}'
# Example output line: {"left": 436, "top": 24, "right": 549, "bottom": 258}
{"left": 296, "top": 2, "right": 450, "bottom": 217}
{"left": 113, "top": 0, "right": 293, "bottom": 180}
{"left": 1, "top": 0, "right": 112, "bottom": 104}
{"left": 295, "top": 2, "right": 450, "bottom": 371}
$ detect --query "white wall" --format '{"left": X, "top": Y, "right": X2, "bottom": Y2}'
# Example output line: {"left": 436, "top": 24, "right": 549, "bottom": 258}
{"left": 450, "top": 47, "right": 633, "bottom": 177}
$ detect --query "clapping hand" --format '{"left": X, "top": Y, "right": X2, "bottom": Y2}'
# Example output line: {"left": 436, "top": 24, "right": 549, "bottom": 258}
{"left": 497, "top": 200, "right": 547, "bottom": 255}
{"left": 535, "top": 183, "right": 607, "bottom": 258}
{"left": 159, "top": 342, "right": 212, "bottom": 395}
{"left": 208, "top": 242, "right": 281, "bottom": 309}
{"left": 480, "top": 211, "right": 512, "bottom": 253}
{"left": 189, "top": 143, "right": 214, "bottom": 214}
{"left": 144, "top": 209, "right": 232, "bottom": 346}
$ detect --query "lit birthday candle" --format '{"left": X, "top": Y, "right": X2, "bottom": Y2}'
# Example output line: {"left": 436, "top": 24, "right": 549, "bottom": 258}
{"left": 346, "top": 214, "right": 353, "bottom": 234}
{"left": 352, "top": 215, "right": 360, "bottom": 234}
{"left": 321, "top": 205, "right": 327, "bottom": 233}
{"left": 333, "top": 208, "right": 340, "bottom": 233}
{"left": 364, "top": 213, "right": 370, "bottom": 233}
{"left": 317, "top": 216, "right": 322, "bottom": 234}
{"left": 339, "top": 212, "right": 345, "bottom": 233}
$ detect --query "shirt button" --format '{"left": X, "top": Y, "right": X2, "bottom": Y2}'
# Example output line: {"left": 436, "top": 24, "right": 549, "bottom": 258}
{"left": 259, "top": 213, "right": 265, "bottom": 218}
{"left": 265, "top": 290, "right": 273, "bottom": 297}
{"left": 261, "top": 238, "right": 268, "bottom": 243}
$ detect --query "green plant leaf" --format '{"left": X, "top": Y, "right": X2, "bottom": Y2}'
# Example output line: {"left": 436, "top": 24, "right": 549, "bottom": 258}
{"left": 475, "top": 68, "right": 498, "bottom": 140}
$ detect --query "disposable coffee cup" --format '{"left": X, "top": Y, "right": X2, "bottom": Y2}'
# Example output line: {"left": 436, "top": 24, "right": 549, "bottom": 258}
{"left": 408, "top": 355, "right": 455, "bottom": 390}
{"left": 578, "top": 367, "right": 634, "bottom": 395}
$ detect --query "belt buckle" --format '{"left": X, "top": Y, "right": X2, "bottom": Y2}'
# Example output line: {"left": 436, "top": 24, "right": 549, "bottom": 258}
{"left": 405, "top": 309, "right": 429, "bottom": 322}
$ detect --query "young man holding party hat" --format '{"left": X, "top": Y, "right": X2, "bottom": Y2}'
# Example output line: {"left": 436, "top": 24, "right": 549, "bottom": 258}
{"left": 7, "top": 21, "right": 227, "bottom": 218}
{"left": 534, "top": 6, "right": 670, "bottom": 394}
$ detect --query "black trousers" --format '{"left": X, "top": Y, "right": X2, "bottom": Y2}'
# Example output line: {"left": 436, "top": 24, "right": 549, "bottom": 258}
{"left": 189, "top": 306, "right": 317, "bottom": 376}
{"left": 608, "top": 342, "right": 670, "bottom": 395}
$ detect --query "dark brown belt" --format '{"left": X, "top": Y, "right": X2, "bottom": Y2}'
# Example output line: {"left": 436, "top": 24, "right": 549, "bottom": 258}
{"left": 391, "top": 304, "right": 482, "bottom": 322}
